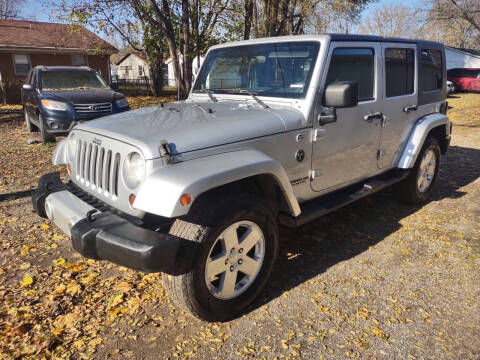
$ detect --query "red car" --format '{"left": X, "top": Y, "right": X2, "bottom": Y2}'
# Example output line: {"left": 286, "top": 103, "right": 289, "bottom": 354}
{"left": 447, "top": 68, "right": 480, "bottom": 92}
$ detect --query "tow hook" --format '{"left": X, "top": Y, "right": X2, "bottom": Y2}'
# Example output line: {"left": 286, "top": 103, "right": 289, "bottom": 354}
{"left": 86, "top": 209, "right": 97, "bottom": 222}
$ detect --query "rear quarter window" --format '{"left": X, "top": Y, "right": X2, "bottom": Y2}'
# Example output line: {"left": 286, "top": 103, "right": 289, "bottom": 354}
{"left": 421, "top": 49, "right": 443, "bottom": 91}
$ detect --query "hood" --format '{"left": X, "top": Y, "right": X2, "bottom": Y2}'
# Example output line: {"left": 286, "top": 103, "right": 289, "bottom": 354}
{"left": 41, "top": 89, "right": 123, "bottom": 104}
{"left": 74, "top": 101, "right": 306, "bottom": 159}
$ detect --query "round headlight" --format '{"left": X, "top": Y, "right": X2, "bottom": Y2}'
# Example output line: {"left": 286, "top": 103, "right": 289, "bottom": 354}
{"left": 123, "top": 152, "right": 145, "bottom": 189}
{"left": 67, "top": 134, "right": 77, "bottom": 161}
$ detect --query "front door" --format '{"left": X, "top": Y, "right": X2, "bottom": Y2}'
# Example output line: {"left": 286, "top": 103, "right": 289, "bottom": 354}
{"left": 311, "top": 42, "right": 383, "bottom": 192}
{"left": 379, "top": 43, "right": 418, "bottom": 169}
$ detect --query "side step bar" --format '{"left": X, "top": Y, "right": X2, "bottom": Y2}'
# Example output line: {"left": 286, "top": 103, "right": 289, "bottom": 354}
{"left": 279, "top": 170, "right": 409, "bottom": 228}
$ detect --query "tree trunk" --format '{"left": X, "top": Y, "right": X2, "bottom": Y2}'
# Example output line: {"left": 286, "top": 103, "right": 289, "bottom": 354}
{"left": 148, "top": 58, "right": 164, "bottom": 97}
{"left": 244, "top": 0, "right": 254, "bottom": 40}
{"left": 181, "top": 0, "right": 192, "bottom": 96}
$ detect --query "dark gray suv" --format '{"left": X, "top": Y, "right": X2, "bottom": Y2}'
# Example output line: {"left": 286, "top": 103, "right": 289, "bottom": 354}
{"left": 22, "top": 66, "right": 130, "bottom": 143}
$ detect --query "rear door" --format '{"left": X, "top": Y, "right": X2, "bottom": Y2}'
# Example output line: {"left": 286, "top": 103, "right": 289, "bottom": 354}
{"left": 378, "top": 42, "right": 417, "bottom": 169}
{"left": 311, "top": 42, "right": 383, "bottom": 192}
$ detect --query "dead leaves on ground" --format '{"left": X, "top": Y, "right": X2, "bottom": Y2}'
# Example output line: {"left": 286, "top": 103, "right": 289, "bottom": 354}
{"left": 1, "top": 94, "right": 480, "bottom": 359}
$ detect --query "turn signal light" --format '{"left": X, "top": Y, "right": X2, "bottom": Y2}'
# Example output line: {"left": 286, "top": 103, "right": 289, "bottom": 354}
{"left": 180, "top": 193, "right": 192, "bottom": 206}
{"left": 129, "top": 194, "right": 136, "bottom": 207}
{"left": 67, "top": 163, "right": 71, "bottom": 175}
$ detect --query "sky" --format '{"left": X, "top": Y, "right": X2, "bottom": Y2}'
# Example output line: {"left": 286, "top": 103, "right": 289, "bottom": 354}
{"left": 22, "top": 1, "right": 50, "bottom": 22}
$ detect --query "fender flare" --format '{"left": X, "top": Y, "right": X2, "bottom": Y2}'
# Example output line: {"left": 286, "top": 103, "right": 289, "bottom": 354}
{"left": 52, "top": 139, "right": 68, "bottom": 166}
{"left": 397, "top": 113, "right": 451, "bottom": 169}
{"left": 133, "top": 149, "right": 301, "bottom": 218}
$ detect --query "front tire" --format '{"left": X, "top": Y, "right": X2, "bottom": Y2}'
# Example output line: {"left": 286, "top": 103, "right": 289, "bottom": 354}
{"left": 393, "top": 136, "right": 441, "bottom": 204}
{"left": 162, "top": 193, "right": 278, "bottom": 321}
{"left": 24, "top": 108, "right": 38, "bottom": 132}
{"left": 39, "top": 113, "right": 56, "bottom": 144}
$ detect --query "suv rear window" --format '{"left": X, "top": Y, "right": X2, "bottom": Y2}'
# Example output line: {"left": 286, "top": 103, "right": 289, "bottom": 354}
{"left": 325, "top": 48, "right": 375, "bottom": 101}
{"left": 385, "top": 48, "right": 414, "bottom": 97}
{"left": 421, "top": 49, "right": 443, "bottom": 91}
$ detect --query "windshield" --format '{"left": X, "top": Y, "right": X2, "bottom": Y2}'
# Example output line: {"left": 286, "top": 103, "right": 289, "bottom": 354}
{"left": 40, "top": 70, "right": 108, "bottom": 91}
{"left": 193, "top": 41, "right": 320, "bottom": 99}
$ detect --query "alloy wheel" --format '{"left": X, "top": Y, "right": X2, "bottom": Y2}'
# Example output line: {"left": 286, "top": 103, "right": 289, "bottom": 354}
{"left": 205, "top": 221, "right": 265, "bottom": 300}
{"left": 417, "top": 149, "right": 437, "bottom": 193}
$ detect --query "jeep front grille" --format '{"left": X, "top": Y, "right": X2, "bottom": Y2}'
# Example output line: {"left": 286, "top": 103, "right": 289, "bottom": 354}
{"left": 74, "top": 102, "right": 112, "bottom": 114}
{"left": 76, "top": 140, "right": 121, "bottom": 197}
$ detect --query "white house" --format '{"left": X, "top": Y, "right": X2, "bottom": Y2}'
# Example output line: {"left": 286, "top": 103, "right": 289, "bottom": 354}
{"left": 445, "top": 47, "right": 480, "bottom": 69}
{"left": 115, "top": 52, "right": 150, "bottom": 80}
{"left": 165, "top": 55, "right": 205, "bottom": 87}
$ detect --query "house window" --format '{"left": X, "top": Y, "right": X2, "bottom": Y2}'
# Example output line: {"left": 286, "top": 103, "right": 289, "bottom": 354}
{"left": 138, "top": 65, "right": 144, "bottom": 77}
{"left": 13, "top": 54, "right": 31, "bottom": 75}
{"left": 120, "top": 65, "right": 132, "bottom": 76}
{"left": 72, "top": 55, "right": 88, "bottom": 66}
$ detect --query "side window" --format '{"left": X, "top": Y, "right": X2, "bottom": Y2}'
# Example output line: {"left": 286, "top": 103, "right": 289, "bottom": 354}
{"left": 325, "top": 48, "right": 375, "bottom": 101}
{"left": 421, "top": 49, "right": 442, "bottom": 91}
{"left": 385, "top": 48, "right": 414, "bottom": 97}
{"left": 447, "top": 69, "right": 459, "bottom": 77}
{"left": 465, "top": 70, "right": 479, "bottom": 79}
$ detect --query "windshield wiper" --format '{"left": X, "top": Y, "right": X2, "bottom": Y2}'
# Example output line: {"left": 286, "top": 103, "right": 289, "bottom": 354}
{"left": 239, "top": 89, "right": 269, "bottom": 109}
{"left": 199, "top": 88, "right": 218, "bottom": 102}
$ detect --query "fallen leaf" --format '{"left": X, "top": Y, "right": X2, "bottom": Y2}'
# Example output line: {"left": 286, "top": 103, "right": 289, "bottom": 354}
{"left": 20, "top": 276, "right": 34, "bottom": 287}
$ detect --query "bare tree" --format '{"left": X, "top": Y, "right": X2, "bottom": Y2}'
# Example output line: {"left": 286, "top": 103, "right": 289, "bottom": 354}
{"left": 55, "top": 0, "right": 229, "bottom": 98}
{"left": 357, "top": 3, "right": 420, "bottom": 38}
{"left": 223, "top": 0, "right": 373, "bottom": 41}
{"left": 312, "top": 0, "right": 372, "bottom": 34}
{"left": 0, "top": 0, "right": 24, "bottom": 19}
{"left": 428, "top": 0, "right": 480, "bottom": 33}
{"left": 425, "top": 0, "right": 480, "bottom": 47}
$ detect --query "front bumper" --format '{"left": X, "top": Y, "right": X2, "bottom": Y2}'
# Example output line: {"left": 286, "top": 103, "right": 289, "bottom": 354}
{"left": 42, "top": 105, "right": 130, "bottom": 134}
{"left": 32, "top": 172, "right": 195, "bottom": 274}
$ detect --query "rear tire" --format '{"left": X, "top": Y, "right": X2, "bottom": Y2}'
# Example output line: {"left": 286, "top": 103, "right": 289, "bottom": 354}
{"left": 162, "top": 193, "right": 278, "bottom": 321}
{"left": 39, "top": 113, "right": 56, "bottom": 144}
{"left": 24, "top": 108, "right": 38, "bottom": 132}
{"left": 393, "top": 136, "right": 441, "bottom": 204}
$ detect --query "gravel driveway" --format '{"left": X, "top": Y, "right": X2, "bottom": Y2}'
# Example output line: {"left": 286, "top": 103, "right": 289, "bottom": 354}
{"left": 1, "top": 94, "right": 479, "bottom": 359}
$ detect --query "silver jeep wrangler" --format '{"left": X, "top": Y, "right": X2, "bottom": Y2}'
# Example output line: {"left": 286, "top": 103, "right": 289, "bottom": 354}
{"left": 33, "top": 34, "right": 451, "bottom": 321}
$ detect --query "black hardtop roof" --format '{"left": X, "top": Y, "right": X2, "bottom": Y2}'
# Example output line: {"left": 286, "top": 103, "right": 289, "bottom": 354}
{"left": 328, "top": 34, "right": 444, "bottom": 48}
{"left": 35, "top": 66, "right": 96, "bottom": 72}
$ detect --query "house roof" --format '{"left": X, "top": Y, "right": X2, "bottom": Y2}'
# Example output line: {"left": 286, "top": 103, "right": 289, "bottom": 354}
{"left": 0, "top": 20, "right": 117, "bottom": 54}
{"left": 116, "top": 52, "right": 147, "bottom": 65}
{"left": 446, "top": 46, "right": 480, "bottom": 59}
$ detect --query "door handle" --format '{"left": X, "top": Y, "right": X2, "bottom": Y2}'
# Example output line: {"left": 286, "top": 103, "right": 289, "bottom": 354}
{"left": 363, "top": 112, "right": 383, "bottom": 121}
{"left": 403, "top": 105, "right": 417, "bottom": 113}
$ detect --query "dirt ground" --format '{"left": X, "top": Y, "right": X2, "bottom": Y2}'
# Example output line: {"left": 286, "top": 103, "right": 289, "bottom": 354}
{"left": 0, "top": 94, "right": 479, "bottom": 359}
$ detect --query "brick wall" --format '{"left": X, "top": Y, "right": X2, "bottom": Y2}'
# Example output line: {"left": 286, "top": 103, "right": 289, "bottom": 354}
{"left": 0, "top": 52, "right": 111, "bottom": 104}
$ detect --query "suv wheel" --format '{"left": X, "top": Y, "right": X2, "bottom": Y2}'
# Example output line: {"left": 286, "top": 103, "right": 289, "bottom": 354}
{"left": 162, "top": 193, "right": 278, "bottom": 321}
{"left": 24, "top": 108, "right": 38, "bottom": 132}
{"left": 393, "top": 136, "right": 441, "bottom": 204}
{"left": 39, "top": 113, "right": 56, "bottom": 144}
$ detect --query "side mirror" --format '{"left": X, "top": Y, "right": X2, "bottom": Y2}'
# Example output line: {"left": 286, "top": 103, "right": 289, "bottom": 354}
{"left": 110, "top": 82, "right": 119, "bottom": 91}
{"left": 324, "top": 81, "right": 358, "bottom": 108}
{"left": 22, "top": 84, "right": 33, "bottom": 91}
